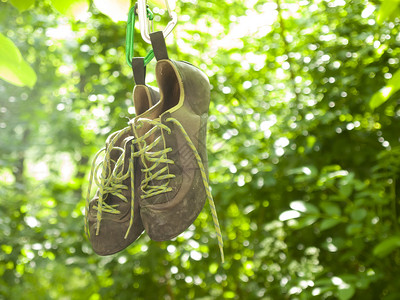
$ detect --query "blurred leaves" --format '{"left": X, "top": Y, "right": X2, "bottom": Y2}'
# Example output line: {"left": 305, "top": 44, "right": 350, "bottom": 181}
{"left": 92, "top": 0, "right": 175, "bottom": 23}
{"left": 50, "top": 0, "right": 89, "bottom": 20}
{"left": 93, "top": 0, "right": 130, "bottom": 22}
{"left": 9, "top": 0, "right": 34, "bottom": 12}
{"left": 373, "top": 236, "right": 400, "bottom": 258}
{"left": 149, "top": 0, "right": 168, "bottom": 8}
{"left": 0, "top": 33, "right": 36, "bottom": 87}
{"left": 376, "top": 0, "right": 400, "bottom": 24}
{"left": 1, "top": 0, "right": 400, "bottom": 299}
{"left": 370, "top": 68, "right": 400, "bottom": 109}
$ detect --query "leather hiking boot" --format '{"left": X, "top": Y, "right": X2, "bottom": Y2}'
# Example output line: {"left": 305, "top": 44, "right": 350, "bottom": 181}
{"left": 85, "top": 58, "right": 159, "bottom": 255}
{"left": 130, "top": 32, "right": 224, "bottom": 261}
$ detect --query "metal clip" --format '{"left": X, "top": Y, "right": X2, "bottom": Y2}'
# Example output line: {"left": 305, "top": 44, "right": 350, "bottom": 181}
{"left": 137, "top": 0, "right": 178, "bottom": 44}
{"left": 126, "top": 4, "right": 155, "bottom": 67}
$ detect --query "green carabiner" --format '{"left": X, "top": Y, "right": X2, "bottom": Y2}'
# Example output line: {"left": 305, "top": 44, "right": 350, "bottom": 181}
{"left": 126, "top": 4, "right": 155, "bottom": 67}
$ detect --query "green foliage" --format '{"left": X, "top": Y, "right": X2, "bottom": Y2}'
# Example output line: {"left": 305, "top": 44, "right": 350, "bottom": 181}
{"left": 92, "top": 0, "right": 130, "bottom": 22}
{"left": 370, "top": 68, "right": 400, "bottom": 109}
{"left": 9, "top": 0, "right": 34, "bottom": 12}
{"left": 373, "top": 236, "right": 400, "bottom": 258}
{"left": 377, "top": 0, "right": 400, "bottom": 24}
{"left": 0, "top": 33, "right": 36, "bottom": 88}
{"left": 1, "top": 0, "right": 400, "bottom": 299}
{"left": 50, "top": 0, "right": 89, "bottom": 20}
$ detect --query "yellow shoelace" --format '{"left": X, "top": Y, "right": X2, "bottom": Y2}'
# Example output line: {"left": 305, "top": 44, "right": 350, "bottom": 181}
{"left": 131, "top": 117, "right": 225, "bottom": 262}
{"left": 131, "top": 118, "right": 176, "bottom": 199}
{"left": 85, "top": 127, "right": 136, "bottom": 239}
{"left": 85, "top": 118, "right": 224, "bottom": 262}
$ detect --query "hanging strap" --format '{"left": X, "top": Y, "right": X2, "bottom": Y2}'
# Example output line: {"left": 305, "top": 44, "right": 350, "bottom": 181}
{"left": 132, "top": 57, "right": 146, "bottom": 85}
{"left": 150, "top": 31, "right": 169, "bottom": 61}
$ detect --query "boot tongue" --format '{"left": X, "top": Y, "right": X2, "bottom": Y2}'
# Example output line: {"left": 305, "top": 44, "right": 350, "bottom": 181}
{"left": 133, "top": 86, "right": 151, "bottom": 116}
{"left": 133, "top": 85, "right": 159, "bottom": 116}
{"left": 133, "top": 95, "right": 165, "bottom": 140}
{"left": 132, "top": 84, "right": 162, "bottom": 139}
{"left": 105, "top": 130, "right": 129, "bottom": 175}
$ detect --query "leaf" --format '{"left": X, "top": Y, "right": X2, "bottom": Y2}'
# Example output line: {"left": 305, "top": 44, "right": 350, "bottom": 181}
{"left": 307, "top": 135, "right": 316, "bottom": 148}
{"left": 346, "top": 223, "right": 362, "bottom": 235}
{"left": 148, "top": 0, "right": 166, "bottom": 7}
{"left": 350, "top": 208, "right": 367, "bottom": 221}
{"left": 377, "top": 0, "right": 400, "bottom": 25}
{"left": 287, "top": 166, "right": 317, "bottom": 183}
{"left": 320, "top": 219, "right": 341, "bottom": 231}
{"left": 370, "top": 87, "right": 393, "bottom": 109}
{"left": 148, "top": 0, "right": 177, "bottom": 10}
{"left": 9, "top": 0, "right": 35, "bottom": 12}
{"left": 370, "top": 68, "right": 400, "bottom": 109}
{"left": 373, "top": 236, "right": 400, "bottom": 258}
{"left": 339, "top": 183, "right": 353, "bottom": 198}
{"left": 223, "top": 291, "right": 236, "bottom": 299}
{"left": 51, "top": 0, "right": 89, "bottom": 20}
{"left": 279, "top": 210, "right": 301, "bottom": 221}
{"left": 337, "top": 285, "right": 355, "bottom": 300}
{"left": 314, "top": 278, "right": 334, "bottom": 286}
{"left": 321, "top": 202, "right": 341, "bottom": 216}
{"left": 287, "top": 166, "right": 317, "bottom": 177}
{"left": 0, "top": 33, "right": 36, "bottom": 88}
{"left": 93, "top": 0, "right": 130, "bottom": 22}
{"left": 288, "top": 216, "right": 318, "bottom": 229}
{"left": 290, "top": 200, "right": 319, "bottom": 214}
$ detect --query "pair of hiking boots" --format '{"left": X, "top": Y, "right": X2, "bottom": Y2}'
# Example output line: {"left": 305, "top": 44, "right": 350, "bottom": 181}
{"left": 85, "top": 32, "right": 224, "bottom": 261}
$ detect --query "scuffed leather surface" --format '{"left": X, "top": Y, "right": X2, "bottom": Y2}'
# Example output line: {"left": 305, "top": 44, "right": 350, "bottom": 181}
{"left": 88, "top": 86, "right": 159, "bottom": 255}
{"left": 140, "top": 60, "right": 211, "bottom": 241}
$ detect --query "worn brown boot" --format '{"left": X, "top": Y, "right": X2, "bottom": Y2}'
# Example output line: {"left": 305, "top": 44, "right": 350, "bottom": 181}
{"left": 85, "top": 58, "right": 159, "bottom": 255}
{"left": 130, "top": 32, "right": 224, "bottom": 261}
